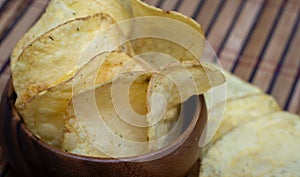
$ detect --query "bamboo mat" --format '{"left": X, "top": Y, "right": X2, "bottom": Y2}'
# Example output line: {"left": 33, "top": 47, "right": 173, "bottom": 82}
{"left": 0, "top": 0, "right": 299, "bottom": 176}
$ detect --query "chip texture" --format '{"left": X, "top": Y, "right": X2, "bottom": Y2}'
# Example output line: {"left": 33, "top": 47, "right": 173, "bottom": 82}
{"left": 11, "top": 0, "right": 132, "bottom": 69}
{"left": 211, "top": 94, "right": 281, "bottom": 142}
{"left": 13, "top": 14, "right": 123, "bottom": 108}
{"left": 63, "top": 72, "right": 151, "bottom": 157}
{"left": 18, "top": 51, "right": 137, "bottom": 147}
{"left": 200, "top": 112, "right": 300, "bottom": 177}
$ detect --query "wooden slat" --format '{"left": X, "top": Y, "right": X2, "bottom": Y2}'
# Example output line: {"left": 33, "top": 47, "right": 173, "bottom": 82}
{"left": 253, "top": 0, "right": 299, "bottom": 93}
{"left": 287, "top": 78, "right": 300, "bottom": 113}
{"left": 0, "top": 0, "right": 48, "bottom": 68}
{"left": 0, "top": 0, "right": 8, "bottom": 9}
{"left": 218, "top": 0, "right": 264, "bottom": 70}
{"left": 0, "top": 72, "right": 9, "bottom": 102}
{"left": 177, "top": 0, "right": 201, "bottom": 17}
{"left": 144, "top": 0, "right": 160, "bottom": 6}
{"left": 0, "top": 0, "right": 26, "bottom": 39}
{"left": 159, "top": 0, "right": 179, "bottom": 11}
{"left": 270, "top": 27, "right": 299, "bottom": 111}
{"left": 195, "top": 0, "right": 221, "bottom": 31}
{"left": 206, "top": 0, "right": 243, "bottom": 52}
{"left": 233, "top": 0, "right": 282, "bottom": 81}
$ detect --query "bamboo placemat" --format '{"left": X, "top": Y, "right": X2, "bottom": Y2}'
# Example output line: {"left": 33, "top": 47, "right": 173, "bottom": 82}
{"left": 0, "top": 0, "right": 299, "bottom": 176}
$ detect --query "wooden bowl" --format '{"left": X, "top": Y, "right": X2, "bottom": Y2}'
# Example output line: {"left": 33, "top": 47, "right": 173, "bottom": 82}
{"left": 0, "top": 79, "right": 207, "bottom": 177}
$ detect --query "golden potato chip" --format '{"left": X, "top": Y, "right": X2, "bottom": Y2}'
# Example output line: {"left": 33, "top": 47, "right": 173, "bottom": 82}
{"left": 131, "top": 0, "right": 204, "bottom": 34}
{"left": 63, "top": 103, "right": 108, "bottom": 157}
{"left": 18, "top": 82, "right": 72, "bottom": 146}
{"left": 204, "top": 71, "right": 262, "bottom": 111}
{"left": 224, "top": 71, "right": 262, "bottom": 100}
{"left": 200, "top": 112, "right": 300, "bottom": 177}
{"left": 147, "top": 104, "right": 182, "bottom": 151}
{"left": 13, "top": 14, "right": 125, "bottom": 108}
{"left": 201, "top": 72, "right": 266, "bottom": 148}
{"left": 129, "top": 0, "right": 205, "bottom": 64}
{"left": 211, "top": 94, "right": 281, "bottom": 143}
{"left": 148, "top": 62, "right": 225, "bottom": 108}
{"left": 11, "top": 0, "right": 132, "bottom": 69}
{"left": 18, "top": 51, "right": 138, "bottom": 147}
{"left": 64, "top": 72, "right": 152, "bottom": 157}
{"left": 147, "top": 62, "right": 225, "bottom": 150}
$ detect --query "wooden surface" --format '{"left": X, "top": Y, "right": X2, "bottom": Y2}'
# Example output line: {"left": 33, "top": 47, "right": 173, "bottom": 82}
{"left": 0, "top": 0, "right": 299, "bottom": 176}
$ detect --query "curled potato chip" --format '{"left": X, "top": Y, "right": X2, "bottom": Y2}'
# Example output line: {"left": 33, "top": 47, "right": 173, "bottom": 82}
{"left": 131, "top": 0, "right": 204, "bottom": 34}
{"left": 147, "top": 62, "right": 225, "bottom": 150}
{"left": 147, "top": 62, "right": 225, "bottom": 109}
{"left": 11, "top": 0, "right": 132, "bottom": 69}
{"left": 200, "top": 112, "right": 300, "bottom": 177}
{"left": 129, "top": 0, "right": 205, "bottom": 64}
{"left": 18, "top": 51, "right": 138, "bottom": 147}
{"left": 13, "top": 14, "right": 126, "bottom": 108}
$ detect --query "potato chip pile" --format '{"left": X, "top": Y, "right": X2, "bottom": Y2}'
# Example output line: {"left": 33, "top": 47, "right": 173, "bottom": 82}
{"left": 11, "top": 0, "right": 226, "bottom": 158}
{"left": 10, "top": 0, "right": 300, "bottom": 174}
{"left": 200, "top": 72, "right": 300, "bottom": 176}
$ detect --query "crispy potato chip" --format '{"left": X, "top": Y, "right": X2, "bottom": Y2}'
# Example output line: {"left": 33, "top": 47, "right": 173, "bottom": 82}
{"left": 148, "top": 62, "right": 225, "bottom": 108}
{"left": 18, "top": 82, "right": 72, "bottom": 146}
{"left": 11, "top": 0, "right": 132, "bottom": 69}
{"left": 200, "top": 112, "right": 300, "bottom": 177}
{"left": 224, "top": 71, "right": 262, "bottom": 100}
{"left": 147, "top": 104, "right": 182, "bottom": 151}
{"left": 130, "top": 38, "right": 199, "bottom": 64}
{"left": 13, "top": 14, "right": 126, "bottom": 108}
{"left": 18, "top": 51, "right": 137, "bottom": 147}
{"left": 63, "top": 103, "right": 108, "bottom": 157}
{"left": 64, "top": 72, "right": 152, "bottom": 157}
{"left": 204, "top": 71, "right": 262, "bottom": 111}
{"left": 129, "top": 0, "right": 205, "bottom": 64}
{"left": 211, "top": 94, "right": 281, "bottom": 143}
{"left": 147, "top": 62, "right": 225, "bottom": 150}
{"left": 131, "top": 0, "right": 204, "bottom": 35}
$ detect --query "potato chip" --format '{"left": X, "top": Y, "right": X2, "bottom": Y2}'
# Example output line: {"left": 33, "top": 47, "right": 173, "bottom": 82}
{"left": 211, "top": 94, "right": 281, "bottom": 143}
{"left": 129, "top": 0, "right": 205, "bottom": 64}
{"left": 11, "top": 0, "right": 132, "bottom": 69}
{"left": 64, "top": 72, "right": 152, "bottom": 157}
{"left": 147, "top": 104, "right": 182, "bottom": 151}
{"left": 131, "top": 0, "right": 204, "bottom": 35}
{"left": 147, "top": 62, "right": 225, "bottom": 150}
{"left": 224, "top": 71, "right": 262, "bottom": 100}
{"left": 148, "top": 62, "right": 225, "bottom": 108}
{"left": 18, "top": 51, "right": 137, "bottom": 147}
{"left": 200, "top": 112, "right": 300, "bottom": 177}
{"left": 13, "top": 14, "right": 126, "bottom": 108}
{"left": 204, "top": 71, "right": 262, "bottom": 111}
{"left": 18, "top": 82, "right": 72, "bottom": 147}
{"left": 63, "top": 103, "right": 108, "bottom": 157}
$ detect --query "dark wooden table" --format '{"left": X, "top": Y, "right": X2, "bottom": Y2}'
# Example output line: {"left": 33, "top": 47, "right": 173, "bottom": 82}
{"left": 0, "top": 0, "right": 299, "bottom": 176}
